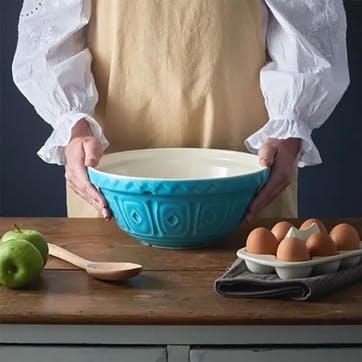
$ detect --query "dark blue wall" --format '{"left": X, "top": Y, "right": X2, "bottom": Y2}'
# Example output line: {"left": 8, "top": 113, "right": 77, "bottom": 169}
{"left": 297, "top": 0, "right": 361, "bottom": 217}
{"left": 0, "top": 0, "right": 361, "bottom": 217}
{"left": 1, "top": 0, "right": 66, "bottom": 217}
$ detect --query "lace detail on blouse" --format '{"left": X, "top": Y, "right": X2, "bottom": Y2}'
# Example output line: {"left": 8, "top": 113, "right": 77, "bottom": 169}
{"left": 20, "top": 1, "right": 44, "bottom": 18}
{"left": 12, "top": 0, "right": 349, "bottom": 166}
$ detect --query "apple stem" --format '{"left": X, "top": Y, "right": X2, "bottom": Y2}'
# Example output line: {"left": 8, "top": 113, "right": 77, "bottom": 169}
{"left": 13, "top": 224, "right": 22, "bottom": 233}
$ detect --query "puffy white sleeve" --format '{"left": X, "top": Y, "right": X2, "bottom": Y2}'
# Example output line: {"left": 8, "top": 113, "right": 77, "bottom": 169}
{"left": 245, "top": 0, "right": 350, "bottom": 167}
{"left": 12, "top": 0, "right": 109, "bottom": 165}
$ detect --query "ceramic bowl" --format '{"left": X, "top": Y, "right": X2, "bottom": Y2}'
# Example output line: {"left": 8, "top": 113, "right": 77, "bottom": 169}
{"left": 88, "top": 148, "right": 269, "bottom": 248}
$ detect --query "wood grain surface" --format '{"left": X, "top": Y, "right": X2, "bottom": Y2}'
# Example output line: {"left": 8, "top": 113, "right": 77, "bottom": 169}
{"left": 0, "top": 218, "right": 361, "bottom": 325}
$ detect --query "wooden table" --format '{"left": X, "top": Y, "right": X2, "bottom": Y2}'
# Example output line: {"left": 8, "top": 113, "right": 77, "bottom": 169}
{"left": 1, "top": 218, "right": 361, "bottom": 362}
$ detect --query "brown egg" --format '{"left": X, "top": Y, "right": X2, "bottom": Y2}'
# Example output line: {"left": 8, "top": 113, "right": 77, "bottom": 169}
{"left": 271, "top": 221, "right": 294, "bottom": 242}
{"left": 276, "top": 237, "right": 310, "bottom": 262}
{"left": 305, "top": 232, "right": 337, "bottom": 257}
{"left": 246, "top": 227, "right": 280, "bottom": 255}
{"left": 329, "top": 223, "right": 360, "bottom": 250}
{"left": 300, "top": 218, "right": 328, "bottom": 235}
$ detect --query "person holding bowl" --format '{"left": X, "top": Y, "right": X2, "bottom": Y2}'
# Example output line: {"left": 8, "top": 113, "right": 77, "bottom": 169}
{"left": 12, "top": 0, "right": 349, "bottom": 221}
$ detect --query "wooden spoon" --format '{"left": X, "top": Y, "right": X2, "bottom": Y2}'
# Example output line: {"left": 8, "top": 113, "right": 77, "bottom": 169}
{"left": 48, "top": 243, "right": 142, "bottom": 281}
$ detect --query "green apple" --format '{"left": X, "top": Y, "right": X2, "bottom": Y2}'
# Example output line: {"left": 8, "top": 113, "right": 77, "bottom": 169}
{"left": 0, "top": 239, "right": 43, "bottom": 288}
{"left": 1, "top": 228, "right": 48, "bottom": 266}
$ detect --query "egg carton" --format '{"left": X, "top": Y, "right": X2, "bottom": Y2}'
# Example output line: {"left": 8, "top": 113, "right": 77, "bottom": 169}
{"left": 236, "top": 241, "right": 362, "bottom": 280}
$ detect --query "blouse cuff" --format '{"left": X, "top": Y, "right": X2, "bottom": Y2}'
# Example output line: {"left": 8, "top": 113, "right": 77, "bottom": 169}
{"left": 244, "top": 119, "right": 322, "bottom": 167}
{"left": 37, "top": 111, "right": 110, "bottom": 165}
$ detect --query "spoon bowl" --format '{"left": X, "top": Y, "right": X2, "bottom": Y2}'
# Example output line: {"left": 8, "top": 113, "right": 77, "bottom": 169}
{"left": 85, "top": 262, "right": 142, "bottom": 281}
{"left": 48, "top": 243, "right": 142, "bottom": 281}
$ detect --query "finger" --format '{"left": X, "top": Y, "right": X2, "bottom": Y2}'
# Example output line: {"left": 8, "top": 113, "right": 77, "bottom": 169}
{"left": 66, "top": 168, "right": 111, "bottom": 219}
{"left": 65, "top": 139, "right": 86, "bottom": 167}
{"left": 244, "top": 139, "right": 298, "bottom": 222}
{"left": 66, "top": 179, "right": 93, "bottom": 209}
{"left": 258, "top": 141, "right": 278, "bottom": 167}
{"left": 74, "top": 181, "right": 111, "bottom": 219}
{"left": 65, "top": 142, "right": 110, "bottom": 220}
{"left": 83, "top": 138, "right": 103, "bottom": 167}
{"left": 247, "top": 170, "right": 289, "bottom": 218}
{"left": 66, "top": 178, "right": 92, "bottom": 205}
{"left": 83, "top": 182, "right": 108, "bottom": 210}
{"left": 77, "top": 176, "right": 110, "bottom": 216}
{"left": 247, "top": 182, "right": 285, "bottom": 219}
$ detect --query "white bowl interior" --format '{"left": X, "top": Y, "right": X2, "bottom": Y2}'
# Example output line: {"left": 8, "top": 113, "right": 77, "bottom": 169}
{"left": 94, "top": 148, "right": 265, "bottom": 180}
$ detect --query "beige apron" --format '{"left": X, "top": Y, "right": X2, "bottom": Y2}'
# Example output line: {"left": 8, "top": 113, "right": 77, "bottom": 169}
{"left": 67, "top": 0, "right": 298, "bottom": 218}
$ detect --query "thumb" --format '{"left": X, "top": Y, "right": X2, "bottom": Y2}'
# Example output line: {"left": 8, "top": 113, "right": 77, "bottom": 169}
{"left": 82, "top": 137, "right": 103, "bottom": 167}
{"left": 258, "top": 140, "right": 278, "bottom": 167}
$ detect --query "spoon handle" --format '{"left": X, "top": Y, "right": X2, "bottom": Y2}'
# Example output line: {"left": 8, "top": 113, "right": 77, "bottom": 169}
{"left": 48, "top": 243, "right": 90, "bottom": 270}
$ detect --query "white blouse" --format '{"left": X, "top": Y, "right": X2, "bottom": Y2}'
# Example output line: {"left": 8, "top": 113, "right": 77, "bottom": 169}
{"left": 12, "top": 0, "right": 349, "bottom": 167}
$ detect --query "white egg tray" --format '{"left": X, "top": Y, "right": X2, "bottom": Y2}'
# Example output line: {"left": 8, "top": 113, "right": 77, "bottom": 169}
{"left": 237, "top": 241, "right": 362, "bottom": 280}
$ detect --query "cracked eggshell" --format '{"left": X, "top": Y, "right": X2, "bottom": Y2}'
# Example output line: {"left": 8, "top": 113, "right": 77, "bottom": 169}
{"left": 286, "top": 223, "right": 320, "bottom": 241}
{"left": 300, "top": 218, "right": 328, "bottom": 235}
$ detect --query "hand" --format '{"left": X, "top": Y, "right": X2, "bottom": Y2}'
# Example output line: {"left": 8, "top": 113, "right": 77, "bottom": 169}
{"left": 64, "top": 119, "right": 111, "bottom": 219}
{"left": 244, "top": 138, "right": 301, "bottom": 223}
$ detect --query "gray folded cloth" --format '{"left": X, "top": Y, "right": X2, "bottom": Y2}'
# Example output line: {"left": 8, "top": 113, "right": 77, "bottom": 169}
{"left": 214, "top": 258, "right": 362, "bottom": 301}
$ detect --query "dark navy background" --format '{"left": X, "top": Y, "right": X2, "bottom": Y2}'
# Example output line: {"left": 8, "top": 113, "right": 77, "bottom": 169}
{"left": 0, "top": 0, "right": 361, "bottom": 217}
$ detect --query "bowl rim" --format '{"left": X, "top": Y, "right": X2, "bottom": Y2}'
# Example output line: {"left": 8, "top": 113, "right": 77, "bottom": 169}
{"left": 88, "top": 148, "right": 268, "bottom": 182}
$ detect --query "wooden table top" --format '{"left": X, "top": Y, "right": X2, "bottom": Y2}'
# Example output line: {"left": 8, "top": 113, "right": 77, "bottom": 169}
{"left": 0, "top": 218, "right": 361, "bottom": 325}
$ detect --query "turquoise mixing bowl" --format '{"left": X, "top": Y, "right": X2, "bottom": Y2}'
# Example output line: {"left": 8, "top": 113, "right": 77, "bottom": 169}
{"left": 88, "top": 148, "right": 269, "bottom": 248}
